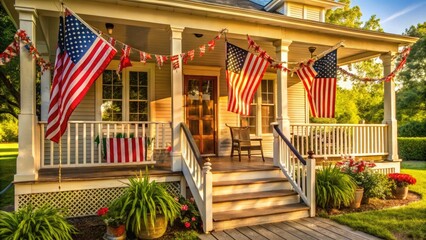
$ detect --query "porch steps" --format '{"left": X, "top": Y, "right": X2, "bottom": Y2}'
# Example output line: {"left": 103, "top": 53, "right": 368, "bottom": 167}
{"left": 212, "top": 168, "right": 309, "bottom": 231}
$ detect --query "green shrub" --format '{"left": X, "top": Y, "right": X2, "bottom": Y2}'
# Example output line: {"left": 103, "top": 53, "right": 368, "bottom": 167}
{"left": 398, "top": 137, "right": 426, "bottom": 161}
{"left": 0, "top": 204, "right": 76, "bottom": 240}
{"left": 316, "top": 164, "right": 357, "bottom": 210}
{"left": 361, "top": 172, "right": 393, "bottom": 202}
{"left": 0, "top": 118, "right": 18, "bottom": 143}
{"left": 399, "top": 121, "right": 426, "bottom": 137}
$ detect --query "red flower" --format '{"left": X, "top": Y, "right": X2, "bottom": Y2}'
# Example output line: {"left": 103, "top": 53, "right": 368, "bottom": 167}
{"left": 388, "top": 173, "right": 416, "bottom": 187}
{"left": 192, "top": 217, "right": 196, "bottom": 222}
{"left": 166, "top": 146, "right": 172, "bottom": 153}
{"left": 97, "top": 207, "right": 109, "bottom": 216}
{"left": 184, "top": 222, "right": 191, "bottom": 228}
{"left": 181, "top": 204, "right": 188, "bottom": 211}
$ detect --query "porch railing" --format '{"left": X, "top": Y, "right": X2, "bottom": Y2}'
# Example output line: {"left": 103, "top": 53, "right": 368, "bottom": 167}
{"left": 180, "top": 123, "right": 213, "bottom": 233}
{"left": 39, "top": 121, "right": 170, "bottom": 168}
{"left": 290, "top": 124, "right": 388, "bottom": 158}
{"left": 272, "top": 123, "right": 316, "bottom": 217}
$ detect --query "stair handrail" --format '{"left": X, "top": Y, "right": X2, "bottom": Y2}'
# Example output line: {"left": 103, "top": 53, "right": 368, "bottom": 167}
{"left": 272, "top": 123, "right": 316, "bottom": 217}
{"left": 180, "top": 123, "right": 213, "bottom": 233}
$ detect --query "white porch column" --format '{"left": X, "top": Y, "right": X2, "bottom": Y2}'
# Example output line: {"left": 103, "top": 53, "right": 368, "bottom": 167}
{"left": 170, "top": 26, "right": 184, "bottom": 171}
{"left": 15, "top": 7, "right": 39, "bottom": 182}
{"left": 381, "top": 52, "right": 399, "bottom": 161}
{"left": 40, "top": 56, "right": 51, "bottom": 121}
{"left": 273, "top": 40, "right": 292, "bottom": 166}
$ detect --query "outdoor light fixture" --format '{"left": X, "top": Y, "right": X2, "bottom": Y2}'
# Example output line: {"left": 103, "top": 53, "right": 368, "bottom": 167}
{"left": 105, "top": 23, "right": 114, "bottom": 35}
{"left": 308, "top": 46, "right": 316, "bottom": 58}
{"left": 194, "top": 33, "right": 203, "bottom": 38}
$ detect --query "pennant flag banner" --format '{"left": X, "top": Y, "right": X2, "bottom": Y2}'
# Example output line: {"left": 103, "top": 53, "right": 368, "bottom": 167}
{"left": 117, "top": 45, "right": 132, "bottom": 74}
{"left": 226, "top": 42, "right": 269, "bottom": 115}
{"left": 311, "top": 50, "right": 337, "bottom": 118}
{"left": 45, "top": 9, "right": 117, "bottom": 143}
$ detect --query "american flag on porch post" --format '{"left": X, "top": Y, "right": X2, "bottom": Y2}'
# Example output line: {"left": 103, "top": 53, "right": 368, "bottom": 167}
{"left": 45, "top": 9, "right": 117, "bottom": 143}
{"left": 226, "top": 42, "right": 269, "bottom": 115}
{"left": 311, "top": 50, "right": 338, "bottom": 118}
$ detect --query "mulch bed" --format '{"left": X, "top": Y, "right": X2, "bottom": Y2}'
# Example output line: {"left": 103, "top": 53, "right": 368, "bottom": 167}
{"left": 327, "top": 191, "right": 421, "bottom": 215}
{"left": 69, "top": 216, "right": 192, "bottom": 240}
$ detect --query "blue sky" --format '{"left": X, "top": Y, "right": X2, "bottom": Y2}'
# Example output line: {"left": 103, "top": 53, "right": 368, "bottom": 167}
{"left": 350, "top": 0, "right": 426, "bottom": 34}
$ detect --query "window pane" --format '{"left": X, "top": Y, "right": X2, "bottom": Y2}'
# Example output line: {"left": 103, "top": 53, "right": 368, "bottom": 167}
{"left": 113, "top": 86, "right": 122, "bottom": 99}
{"left": 103, "top": 71, "right": 112, "bottom": 84}
{"left": 261, "top": 105, "right": 274, "bottom": 133}
{"left": 103, "top": 86, "right": 112, "bottom": 99}
{"left": 139, "top": 87, "right": 148, "bottom": 100}
{"left": 139, "top": 72, "right": 148, "bottom": 86}
{"left": 130, "top": 87, "right": 138, "bottom": 99}
{"left": 129, "top": 71, "right": 138, "bottom": 86}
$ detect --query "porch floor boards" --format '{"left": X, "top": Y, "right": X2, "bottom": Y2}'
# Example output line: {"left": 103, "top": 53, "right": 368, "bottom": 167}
{"left": 199, "top": 217, "right": 381, "bottom": 240}
{"left": 36, "top": 156, "right": 273, "bottom": 182}
{"left": 208, "top": 156, "right": 275, "bottom": 172}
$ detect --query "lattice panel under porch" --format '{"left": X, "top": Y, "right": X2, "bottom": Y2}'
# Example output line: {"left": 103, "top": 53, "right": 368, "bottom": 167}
{"left": 17, "top": 182, "right": 181, "bottom": 217}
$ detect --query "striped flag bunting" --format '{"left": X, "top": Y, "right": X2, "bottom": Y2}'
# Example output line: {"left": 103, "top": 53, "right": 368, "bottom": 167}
{"left": 106, "top": 138, "right": 145, "bottom": 163}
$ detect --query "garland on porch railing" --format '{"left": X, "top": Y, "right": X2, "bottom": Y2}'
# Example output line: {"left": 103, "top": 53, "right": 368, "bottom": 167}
{"left": 0, "top": 29, "right": 52, "bottom": 73}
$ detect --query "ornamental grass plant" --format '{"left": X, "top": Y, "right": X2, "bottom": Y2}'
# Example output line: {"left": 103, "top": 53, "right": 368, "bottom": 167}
{"left": 114, "top": 169, "right": 181, "bottom": 237}
{"left": 0, "top": 204, "right": 76, "bottom": 240}
{"left": 316, "top": 163, "right": 357, "bottom": 211}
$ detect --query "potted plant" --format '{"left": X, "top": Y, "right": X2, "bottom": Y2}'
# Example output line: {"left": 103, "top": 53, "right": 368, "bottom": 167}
{"left": 387, "top": 173, "right": 417, "bottom": 199}
{"left": 116, "top": 170, "right": 181, "bottom": 239}
{"left": 97, "top": 200, "right": 126, "bottom": 240}
{"left": 0, "top": 204, "right": 76, "bottom": 240}
{"left": 336, "top": 156, "right": 391, "bottom": 205}
{"left": 336, "top": 157, "right": 373, "bottom": 207}
{"left": 315, "top": 163, "right": 357, "bottom": 212}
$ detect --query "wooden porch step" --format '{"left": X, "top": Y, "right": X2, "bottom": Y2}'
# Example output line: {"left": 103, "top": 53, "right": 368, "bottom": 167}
{"left": 213, "top": 189, "right": 297, "bottom": 203}
{"left": 212, "top": 168, "right": 284, "bottom": 182}
{"left": 213, "top": 203, "right": 310, "bottom": 231}
{"left": 213, "top": 177, "right": 288, "bottom": 187}
{"left": 212, "top": 190, "right": 300, "bottom": 212}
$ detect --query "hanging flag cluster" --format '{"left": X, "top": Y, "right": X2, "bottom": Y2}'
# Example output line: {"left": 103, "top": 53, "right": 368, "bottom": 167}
{"left": 0, "top": 29, "right": 51, "bottom": 72}
{"left": 100, "top": 28, "right": 227, "bottom": 73}
{"left": 45, "top": 8, "right": 117, "bottom": 143}
{"left": 226, "top": 42, "right": 269, "bottom": 115}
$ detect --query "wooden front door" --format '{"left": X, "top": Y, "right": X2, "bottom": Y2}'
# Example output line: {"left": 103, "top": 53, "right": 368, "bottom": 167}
{"left": 184, "top": 76, "right": 217, "bottom": 155}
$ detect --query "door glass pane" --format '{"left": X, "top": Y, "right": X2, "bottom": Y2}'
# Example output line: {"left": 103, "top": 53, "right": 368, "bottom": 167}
{"left": 203, "top": 120, "right": 213, "bottom": 135}
{"left": 189, "top": 120, "right": 199, "bottom": 135}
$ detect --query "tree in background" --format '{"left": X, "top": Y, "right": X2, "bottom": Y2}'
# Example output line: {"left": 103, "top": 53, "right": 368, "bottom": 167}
{"left": 0, "top": 4, "right": 19, "bottom": 142}
{"left": 323, "top": 0, "right": 384, "bottom": 124}
{"left": 397, "top": 22, "right": 426, "bottom": 137}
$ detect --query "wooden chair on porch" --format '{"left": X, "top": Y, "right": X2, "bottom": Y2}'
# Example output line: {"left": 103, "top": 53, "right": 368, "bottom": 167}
{"left": 226, "top": 124, "right": 265, "bottom": 162}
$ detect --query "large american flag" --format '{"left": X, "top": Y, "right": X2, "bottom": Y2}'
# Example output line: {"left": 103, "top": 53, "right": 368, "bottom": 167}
{"left": 45, "top": 9, "right": 117, "bottom": 143}
{"left": 226, "top": 42, "right": 269, "bottom": 115}
{"left": 311, "top": 50, "right": 337, "bottom": 118}
{"left": 296, "top": 61, "right": 317, "bottom": 117}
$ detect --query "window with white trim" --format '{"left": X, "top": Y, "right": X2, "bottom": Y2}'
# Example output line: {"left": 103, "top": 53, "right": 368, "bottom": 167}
{"left": 97, "top": 61, "right": 153, "bottom": 121}
{"left": 240, "top": 78, "right": 275, "bottom": 134}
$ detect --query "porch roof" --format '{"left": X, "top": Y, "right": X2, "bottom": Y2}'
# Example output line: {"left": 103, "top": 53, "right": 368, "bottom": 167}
{"left": 4, "top": 0, "right": 419, "bottom": 64}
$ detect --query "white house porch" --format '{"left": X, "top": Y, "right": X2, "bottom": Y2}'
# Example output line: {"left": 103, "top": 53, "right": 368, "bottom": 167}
{"left": 3, "top": 0, "right": 417, "bottom": 233}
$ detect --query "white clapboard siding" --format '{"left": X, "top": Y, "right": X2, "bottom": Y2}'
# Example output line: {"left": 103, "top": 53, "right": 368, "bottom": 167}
{"left": 288, "top": 75, "right": 307, "bottom": 124}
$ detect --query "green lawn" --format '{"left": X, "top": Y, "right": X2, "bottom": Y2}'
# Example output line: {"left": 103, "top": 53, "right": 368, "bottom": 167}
{"left": 0, "top": 143, "right": 17, "bottom": 209}
{"left": 331, "top": 161, "right": 426, "bottom": 240}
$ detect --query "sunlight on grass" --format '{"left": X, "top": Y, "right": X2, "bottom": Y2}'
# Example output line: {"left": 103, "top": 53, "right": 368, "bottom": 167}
{"left": 331, "top": 161, "right": 426, "bottom": 240}
{"left": 0, "top": 143, "right": 17, "bottom": 209}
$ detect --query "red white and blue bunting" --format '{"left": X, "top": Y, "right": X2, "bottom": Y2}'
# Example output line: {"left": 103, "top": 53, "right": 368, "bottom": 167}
{"left": 0, "top": 27, "right": 411, "bottom": 83}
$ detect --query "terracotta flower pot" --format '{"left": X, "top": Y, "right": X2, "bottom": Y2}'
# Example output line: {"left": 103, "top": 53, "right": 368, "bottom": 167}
{"left": 138, "top": 214, "right": 167, "bottom": 239}
{"left": 393, "top": 186, "right": 408, "bottom": 200}
{"left": 105, "top": 224, "right": 126, "bottom": 240}
{"left": 350, "top": 187, "right": 364, "bottom": 209}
